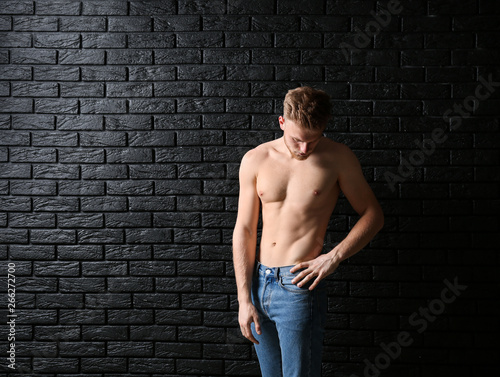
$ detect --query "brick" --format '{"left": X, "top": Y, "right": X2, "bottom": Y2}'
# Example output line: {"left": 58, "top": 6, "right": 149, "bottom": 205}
{"left": 0, "top": 98, "right": 33, "bottom": 112}
{"left": 34, "top": 33, "right": 80, "bottom": 48}
{"left": 155, "top": 49, "right": 202, "bottom": 64}
{"left": 129, "top": 99, "right": 175, "bottom": 114}
{"left": 107, "top": 50, "right": 152, "bottom": 65}
{"left": 59, "top": 50, "right": 105, "bottom": 65}
{"left": 227, "top": 98, "right": 273, "bottom": 113}
{"left": 80, "top": 99, "right": 126, "bottom": 114}
{"left": 105, "top": 212, "right": 151, "bottom": 227}
{"left": 11, "top": 114, "right": 53, "bottom": 129}
{"left": 106, "top": 148, "right": 152, "bottom": 163}
{"left": 31, "top": 229, "right": 76, "bottom": 244}
{"left": 107, "top": 341, "right": 153, "bottom": 356}
{"left": 33, "top": 197, "right": 79, "bottom": 211}
{"left": 129, "top": 33, "right": 176, "bottom": 48}
{"left": 154, "top": 212, "right": 201, "bottom": 227}
{"left": 106, "top": 115, "right": 151, "bottom": 130}
{"left": 35, "top": 99, "right": 78, "bottom": 114}
{"left": 0, "top": 16, "right": 11, "bottom": 30}
{"left": 252, "top": 49, "right": 299, "bottom": 64}
{"left": 0, "top": 130, "right": 30, "bottom": 145}
{"left": 62, "top": 82, "right": 105, "bottom": 97}
{"left": 203, "top": 15, "right": 249, "bottom": 31}
{"left": 132, "top": 358, "right": 176, "bottom": 374}
{"left": 177, "top": 32, "right": 224, "bottom": 47}
{"left": 178, "top": 98, "right": 225, "bottom": 113}
{"left": 13, "top": 16, "right": 58, "bottom": 31}
{"left": 178, "top": 65, "right": 224, "bottom": 80}
{"left": 0, "top": 32, "right": 31, "bottom": 47}
{"left": 81, "top": 164, "right": 128, "bottom": 179}
{"left": 154, "top": 82, "right": 201, "bottom": 97}
{"left": 36, "top": 0, "right": 81, "bottom": 15}
{"left": 155, "top": 15, "right": 200, "bottom": 31}
{"left": 129, "top": 66, "right": 176, "bottom": 81}
{"left": 225, "top": 32, "right": 272, "bottom": 47}
{"left": 59, "top": 16, "right": 106, "bottom": 31}
{"left": 133, "top": 294, "right": 179, "bottom": 309}
{"left": 10, "top": 48, "right": 57, "bottom": 64}
{"left": 203, "top": 82, "right": 249, "bottom": 97}
{"left": 59, "top": 148, "right": 105, "bottom": 164}
{"left": 129, "top": 164, "right": 176, "bottom": 179}
{"left": 228, "top": 0, "right": 274, "bottom": 15}
{"left": 130, "top": 1, "right": 176, "bottom": 15}
{"left": 12, "top": 82, "right": 58, "bottom": 97}
{"left": 0, "top": 196, "right": 30, "bottom": 211}
{"left": 82, "top": 33, "right": 127, "bottom": 48}
{"left": 34, "top": 66, "right": 80, "bottom": 81}
{"left": 276, "top": 66, "right": 323, "bottom": 81}
{"left": 82, "top": 1, "right": 128, "bottom": 15}
{"left": 108, "top": 16, "right": 151, "bottom": 32}
{"left": 252, "top": 15, "right": 300, "bottom": 31}
{"left": 0, "top": 1, "right": 33, "bottom": 15}
{"left": 155, "top": 114, "right": 201, "bottom": 129}
{"left": 178, "top": 163, "right": 225, "bottom": 179}
{"left": 108, "top": 277, "right": 153, "bottom": 292}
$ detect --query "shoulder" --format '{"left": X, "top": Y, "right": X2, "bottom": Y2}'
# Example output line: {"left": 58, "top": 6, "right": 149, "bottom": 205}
{"left": 240, "top": 140, "right": 274, "bottom": 166}
{"left": 239, "top": 140, "right": 275, "bottom": 177}
{"left": 319, "top": 137, "right": 357, "bottom": 163}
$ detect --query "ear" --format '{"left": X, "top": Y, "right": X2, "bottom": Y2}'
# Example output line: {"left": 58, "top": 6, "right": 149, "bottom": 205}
{"left": 279, "top": 116, "right": 285, "bottom": 131}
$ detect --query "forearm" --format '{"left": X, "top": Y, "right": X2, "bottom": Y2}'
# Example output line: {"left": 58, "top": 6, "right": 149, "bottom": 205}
{"left": 327, "top": 206, "right": 384, "bottom": 263}
{"left": 232, "top": 228, "right": 257, "bottom": 304}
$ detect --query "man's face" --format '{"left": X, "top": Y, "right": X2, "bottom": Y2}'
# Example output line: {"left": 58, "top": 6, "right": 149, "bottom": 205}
{"left": 279, "top": 116, "right": 324, "bottom": 161}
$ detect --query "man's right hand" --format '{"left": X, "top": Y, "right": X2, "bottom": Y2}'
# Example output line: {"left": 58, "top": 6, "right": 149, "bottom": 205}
{"left": 238, "top": 302, "right": 261, "bottom": 344}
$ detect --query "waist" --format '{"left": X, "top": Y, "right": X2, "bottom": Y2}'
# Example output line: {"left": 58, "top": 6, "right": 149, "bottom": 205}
{"left": 255, "top": 260, "right": 302, "bottom": 279}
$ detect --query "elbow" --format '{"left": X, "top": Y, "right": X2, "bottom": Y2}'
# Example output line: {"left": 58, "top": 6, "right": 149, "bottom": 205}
{"left": 233, "top": 223, "right": 255, "bottom": 241}
{"left": 363, "top": 204, "right": 384, "bottom": 232}
{"left": 374, "top": 205, "right": 384, "bottom": 232}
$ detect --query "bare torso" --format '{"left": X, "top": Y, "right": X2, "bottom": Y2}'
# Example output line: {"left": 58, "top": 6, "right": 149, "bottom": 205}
{"left": 255, "top": 136, "right": 342, "bottom": 267}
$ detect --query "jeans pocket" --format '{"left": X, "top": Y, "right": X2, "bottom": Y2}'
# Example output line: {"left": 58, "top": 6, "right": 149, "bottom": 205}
{"left": 278, "top": 276, "right": 312, "bottom": 294}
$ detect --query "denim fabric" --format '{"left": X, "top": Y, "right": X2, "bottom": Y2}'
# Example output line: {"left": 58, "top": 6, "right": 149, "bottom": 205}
{"left": 251, "top": 261, "right": 328, "bottom": 377}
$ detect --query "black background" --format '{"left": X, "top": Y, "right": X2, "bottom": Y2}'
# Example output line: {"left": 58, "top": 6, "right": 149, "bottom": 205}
{"left": 0, "top": 1, "right": 499, "bottom": 376}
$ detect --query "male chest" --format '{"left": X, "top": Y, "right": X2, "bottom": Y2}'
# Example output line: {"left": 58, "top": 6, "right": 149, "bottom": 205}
{"left": 256, "top": 159, "right": 338, "bottom": 206}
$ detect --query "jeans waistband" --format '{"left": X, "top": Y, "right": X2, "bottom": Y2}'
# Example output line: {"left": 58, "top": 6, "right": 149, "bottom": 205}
{"left": 255, "top": 261, "right": 301, "bottom": 279}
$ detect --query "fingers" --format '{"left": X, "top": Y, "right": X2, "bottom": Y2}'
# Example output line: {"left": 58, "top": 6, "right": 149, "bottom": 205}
{"left": 239, "top": 314, "right": 261, "bottom": 345}
{"left": 291, "top": 266, "right": 314, "bottom": 285}
{"left": 297, "top": 270, "right": 318, "bottom": 287}
{"left": 242, "top": 323, "right": 259, "bottom": 344}
{"left": 307, "top": 275, "right": 323, "bottom": 291}
{"left": 289, "top": 262, "right": 304, "bottom": 274}
{"left": 254, "top": 315, "right": 262, "bottom": 336}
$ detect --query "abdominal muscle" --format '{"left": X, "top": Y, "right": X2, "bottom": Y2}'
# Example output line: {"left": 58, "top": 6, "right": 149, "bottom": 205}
{"left": 257, "top": 202, "right": 336, "bottom": 267}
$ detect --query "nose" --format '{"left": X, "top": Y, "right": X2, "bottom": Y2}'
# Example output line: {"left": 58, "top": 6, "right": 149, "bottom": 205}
{"left": 300, "top": 143, "right": 308, "bottom": 153}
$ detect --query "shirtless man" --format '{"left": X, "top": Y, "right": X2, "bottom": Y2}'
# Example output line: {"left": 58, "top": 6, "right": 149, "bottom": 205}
{"left": 232, "top": 86, "right": 384, "bottom": 377}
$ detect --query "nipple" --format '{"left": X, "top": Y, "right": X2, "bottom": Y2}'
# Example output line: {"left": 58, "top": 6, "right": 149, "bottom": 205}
{"left": 313, "top": 190, "right": 320, "bottom": 196}
{"left": 259, "top": 191, "right": 264, "bottom": 196}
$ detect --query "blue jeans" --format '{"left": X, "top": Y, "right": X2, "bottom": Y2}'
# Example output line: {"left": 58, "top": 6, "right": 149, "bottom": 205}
{"left": 251, "top": 261, "right": 328, "bottom": 377}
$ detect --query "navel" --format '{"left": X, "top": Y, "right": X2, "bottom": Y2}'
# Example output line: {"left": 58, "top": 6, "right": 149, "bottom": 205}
{"left": 271, "top": 242, "right": 276, "bottom": 247}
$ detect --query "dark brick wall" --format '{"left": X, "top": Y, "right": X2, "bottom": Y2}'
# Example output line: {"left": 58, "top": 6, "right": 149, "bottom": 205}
{"left": 0, "top": 0, "right": 499, "bottom": 376}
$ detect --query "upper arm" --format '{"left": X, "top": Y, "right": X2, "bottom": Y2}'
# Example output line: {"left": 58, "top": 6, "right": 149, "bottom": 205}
{"left": 337, "top": 145, "right": 382, "bottom": 216}
{"left": 234, "top": 149, "right": 261, "bottom": 235}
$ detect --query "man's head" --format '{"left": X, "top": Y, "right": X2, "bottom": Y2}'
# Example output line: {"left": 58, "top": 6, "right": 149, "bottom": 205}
{"left": 280, "top": 86, "right": 332, "bottom": 160}
{"left": 282, "top": 86, "right": 332, "bottom": 132}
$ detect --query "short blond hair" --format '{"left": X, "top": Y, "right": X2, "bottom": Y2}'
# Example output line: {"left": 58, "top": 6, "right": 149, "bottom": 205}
{"left": 283, "top": 86, "right": 332, "bottom": 131}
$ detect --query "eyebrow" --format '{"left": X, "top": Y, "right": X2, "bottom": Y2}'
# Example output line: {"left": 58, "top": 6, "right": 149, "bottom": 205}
{"left": 293, "top": 135, "right": 322, "bottom": 143}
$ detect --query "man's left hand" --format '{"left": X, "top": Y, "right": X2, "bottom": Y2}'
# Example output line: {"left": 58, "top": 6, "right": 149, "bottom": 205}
{"left": 290, "top": 253, "right": 341, "bottom": 290}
